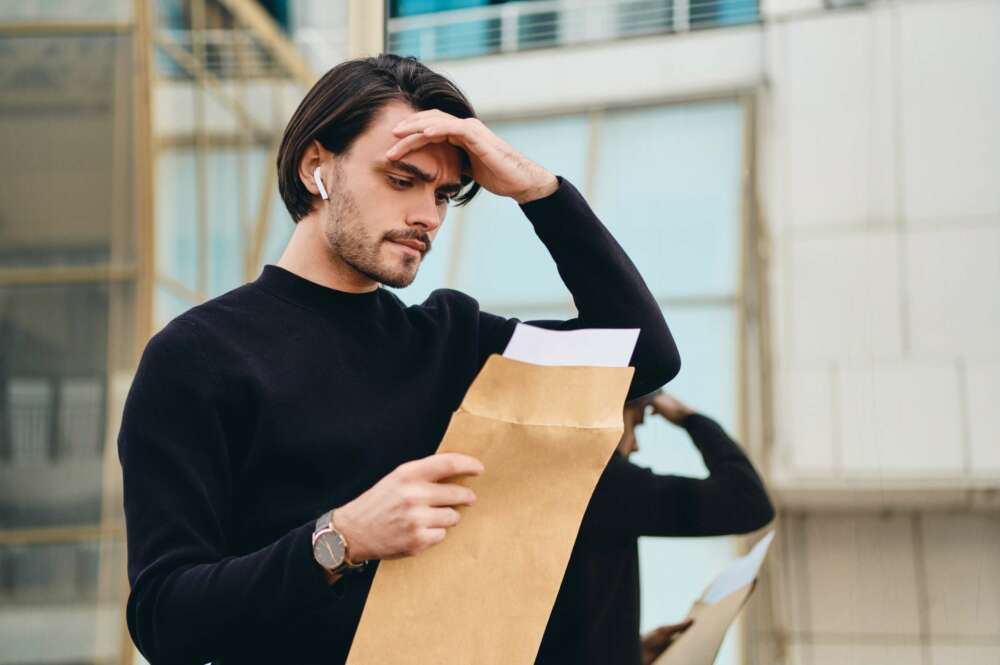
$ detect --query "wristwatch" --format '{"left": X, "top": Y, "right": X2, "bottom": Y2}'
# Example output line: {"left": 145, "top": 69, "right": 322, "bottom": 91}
{"left": 311, "top": 509, "right": 366, "bottom": 580}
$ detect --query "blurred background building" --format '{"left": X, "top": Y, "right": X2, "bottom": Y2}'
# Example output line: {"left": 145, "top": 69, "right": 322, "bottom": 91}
{"left": 0, "top": 0, "right": 996, "bottom": 663}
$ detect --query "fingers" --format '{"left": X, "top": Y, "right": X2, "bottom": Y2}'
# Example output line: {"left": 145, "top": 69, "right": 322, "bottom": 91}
{"left": 643, "top": 619, "right": 694, "bottom": 649}
{"left": 395, "top": 481, "right": 476, "bottom": 508}
{"left": 387, "top": 116, "right": 491, "bottom": 162}
{"left": 385, "top": 128, "right": 448, "bottom": 160}
{"left": 420, "top": 506, "right": 462, "bottom": 529}
{"left": 421, "top": 527, "right": 447, "bottom": 549}
{"left": 658, "top": 619, "right": 694, "bottom": 637}
{"left": 397, "top": 453, "right": 485, "bottom": 483}
{"left": 422, "top": 481, "right": 477, "bottom": 507}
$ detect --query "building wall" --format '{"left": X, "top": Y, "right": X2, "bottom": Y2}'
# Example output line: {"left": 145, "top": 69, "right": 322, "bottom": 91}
{"left": 760, "top": 0, "right": 1000, "bottom": 662}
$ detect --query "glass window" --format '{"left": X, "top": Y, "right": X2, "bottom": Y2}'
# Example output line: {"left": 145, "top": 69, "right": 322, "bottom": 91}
{"left": 7, "top": 379, "right": 53, "bottom": 464}
{"left": 449, "top": 114, "right": 591, "bottom": 308}
{"left": 157, "top": 144, "right": 274, "bottom": 302}
{"left": 592, "top": 101, "right": 744, "bottom": 300}
{"left": 690, "top": 0, "right": 759, "bottom": 28}
{"left": 157, "top": 149, "right": 200, "bottom": 292}
{"left": 0, "top": 540, "right": 124, "bottom": 662}
{"left": 389, "top": 0, "right": 559, "bottom": 61}
{"left": 0, "top": 23, "right": 136, "bottom": 665}
{"left": 0, "top": 283, "right": 108, "bottom": 528}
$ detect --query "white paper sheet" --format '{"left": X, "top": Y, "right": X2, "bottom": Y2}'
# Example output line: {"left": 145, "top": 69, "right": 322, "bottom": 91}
{"left": 502, "top": 323, "right": 640, "bottom": 368}
{"left": 702, "top": 531, "right": 775, "bottom": 604}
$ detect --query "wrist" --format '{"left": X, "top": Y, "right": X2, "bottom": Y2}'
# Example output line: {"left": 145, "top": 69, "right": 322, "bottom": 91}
{"left": 513, "top": 172, "right": 559, "bottom": 204}
{"left": 331, "top": 507, "right": 365, "bottom": 563}
{"left": 677, "top": 409, "right": 697, "bottom": 425}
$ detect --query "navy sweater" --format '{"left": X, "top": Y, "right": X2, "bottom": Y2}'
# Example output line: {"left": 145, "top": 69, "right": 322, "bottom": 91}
{"left": 118, "top": 176, "right": 680, "bottom": 664}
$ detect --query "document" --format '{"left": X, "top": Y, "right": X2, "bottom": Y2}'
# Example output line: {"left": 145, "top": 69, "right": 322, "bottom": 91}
{"left": 502, "top": 322, "right": 640, "bottom": 367}
{"left": 703, "top": 530, "right": 775, "bottom": 603}
{"left": 654, "top": 531, "right": 775, "bottom": 665}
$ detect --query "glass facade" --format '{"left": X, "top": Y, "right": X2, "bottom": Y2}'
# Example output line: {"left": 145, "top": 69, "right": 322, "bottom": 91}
{"left": 0, "top": 23, "right": 138, "bottom": 665}
{"left": 387, "top": 0, "right": 759, "bottom": 62}
{"left": 1, "top": 2, "right": 302, "bottom": 663}
{"left": 389, "top": 0, "right": 561, "bottom": 61}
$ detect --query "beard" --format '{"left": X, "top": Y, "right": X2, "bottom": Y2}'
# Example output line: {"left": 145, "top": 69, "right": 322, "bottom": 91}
{"left": 320, "top": 163, "right": 431, "bottom": 289}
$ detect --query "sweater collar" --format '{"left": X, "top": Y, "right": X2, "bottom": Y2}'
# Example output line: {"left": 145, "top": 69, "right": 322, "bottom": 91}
{"left": 254, "top": 264, "right": 384, "bottom": 314}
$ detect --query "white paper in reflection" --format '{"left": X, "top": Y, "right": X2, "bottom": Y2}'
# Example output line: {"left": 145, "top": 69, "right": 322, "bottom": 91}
{"left": 702, "top": 531, "right": 775, "bottom": 604}
{"left": 502, "top": 323, "right": 640, "bottom": 368}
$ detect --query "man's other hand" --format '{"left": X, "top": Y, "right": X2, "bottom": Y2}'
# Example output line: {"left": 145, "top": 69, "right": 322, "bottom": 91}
{"left": 649, "top": 392, "right": 695, "bottom": 426}
{"left": 640, "top": 618, "right": 695, "bottom": 665}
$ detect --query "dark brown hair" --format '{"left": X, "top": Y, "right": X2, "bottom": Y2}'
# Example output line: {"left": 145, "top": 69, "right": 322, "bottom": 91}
{"left": 277, "top": 53, "right": 482, "bottom": 222}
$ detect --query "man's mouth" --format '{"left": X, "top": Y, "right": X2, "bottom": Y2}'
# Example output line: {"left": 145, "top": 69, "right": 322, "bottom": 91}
{"left": 388, "top": 238, "right": 427, "bottom": 255}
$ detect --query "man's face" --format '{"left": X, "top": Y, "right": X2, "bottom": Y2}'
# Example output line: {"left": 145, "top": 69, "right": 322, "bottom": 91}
{"left": 314, "top": 100, "right": 468, "bottom": 289}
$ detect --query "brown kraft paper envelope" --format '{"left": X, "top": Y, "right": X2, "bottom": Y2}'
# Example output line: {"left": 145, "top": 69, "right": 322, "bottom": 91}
{"left": 652, "top": 580, "right": 758, "bottom": 665}
{"left": 345, "top": 354, "right": 635, "bottom": 665}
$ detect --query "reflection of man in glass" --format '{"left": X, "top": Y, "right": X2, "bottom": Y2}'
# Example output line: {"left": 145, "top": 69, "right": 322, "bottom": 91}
{"left": 537, "top": 391, "right": 775, "bottom": 665}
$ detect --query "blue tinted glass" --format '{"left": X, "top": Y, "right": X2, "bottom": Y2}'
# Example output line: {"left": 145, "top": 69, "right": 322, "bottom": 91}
{"left": 391, "top": 20, "right": 498, "bottom": 61}
{"left": 592, "top": 101, "right": 743, "bottom": 299}
{"left": 155, "top": 284, "right": 196, "bottom": 331}
{"left": 393, "top": 0, "right": 488, "bottom": 17}
{"left": 452, "top": 114, "right": 591, "bottom": 307}
{"left": 204, "top": 148, "right": 244, "bottom": 298}
{"left": 158, "top": 147, "right": 268, "bottom": 298}
{"left": 391, "top": 0, "right": 495, "bottom": 60}
{"left": 262, "top": 184, "right": 295, "bottom": 268}
{"left": 156, "top": 150, "right": 198, "bottom": 291}
{"left": 628, "top": 304, "right": 740, "bottom": 665}
{"left": 630, "top": 305, "right": 737, "bottom": 478}
{"left": 690, "top": 0, "right": 759, "bottom": 27}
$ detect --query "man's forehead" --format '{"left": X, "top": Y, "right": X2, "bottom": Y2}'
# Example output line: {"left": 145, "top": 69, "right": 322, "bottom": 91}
{"left": 358, "top": 102, "right": 467, "bottom": 182}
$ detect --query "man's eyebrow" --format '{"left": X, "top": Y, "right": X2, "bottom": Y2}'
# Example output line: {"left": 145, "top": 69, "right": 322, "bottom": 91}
{"left": 377, "top": 159, "right": 464, "bottom": 192}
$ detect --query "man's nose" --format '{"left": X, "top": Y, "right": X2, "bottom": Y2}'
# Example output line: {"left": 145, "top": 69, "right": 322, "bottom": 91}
{"left": 406, "top": 196, "right": 445, "bottom": 232}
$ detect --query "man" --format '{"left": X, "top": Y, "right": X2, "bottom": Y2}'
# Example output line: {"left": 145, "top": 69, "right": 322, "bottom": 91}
{"left": 535, "top": 391, "right": 775, "bottom": 665}
{"left": 118, "top": 54, "right": 680, "bottom": 664}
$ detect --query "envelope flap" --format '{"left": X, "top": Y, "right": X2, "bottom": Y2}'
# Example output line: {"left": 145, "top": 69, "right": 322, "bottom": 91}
{"left": 462, "top": 354, "right": 635, "bottom": 428}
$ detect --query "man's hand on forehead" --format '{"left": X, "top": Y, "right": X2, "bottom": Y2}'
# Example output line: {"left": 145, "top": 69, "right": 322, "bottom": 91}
{"left": 386, "top": 109, "right": 559, "bottom": 204}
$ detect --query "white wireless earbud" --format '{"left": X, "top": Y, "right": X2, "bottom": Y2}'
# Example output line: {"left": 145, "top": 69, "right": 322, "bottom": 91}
{"left": 313, "top": 166, "right": 329, "bottom": 201}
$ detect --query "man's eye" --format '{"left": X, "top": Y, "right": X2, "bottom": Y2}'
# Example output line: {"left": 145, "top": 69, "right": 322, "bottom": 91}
{"left": 389, "top": 175, "right": 453, "bottom": 205}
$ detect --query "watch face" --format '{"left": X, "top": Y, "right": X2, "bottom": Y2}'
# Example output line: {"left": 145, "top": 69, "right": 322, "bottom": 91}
{"left": 313, "top": 531, "right": 346, "bottom": 569}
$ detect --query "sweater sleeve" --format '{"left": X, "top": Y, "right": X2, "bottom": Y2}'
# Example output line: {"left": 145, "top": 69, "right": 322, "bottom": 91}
{"left": 118, "top": 317, "right": 341, "bottom": 664}
{"left": 578, "top": 413, "right": 775, "bottom": 539}
{"left": 476, "top": 176, "right": 681, "bottom": 401}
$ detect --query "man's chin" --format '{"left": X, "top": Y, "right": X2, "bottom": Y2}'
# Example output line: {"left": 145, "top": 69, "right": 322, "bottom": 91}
{"left": 380, "top": 273, "right": 418, "bottom": 289}
{"left": 372, "top": 262, "right": 420, "bottom": 289}
{"left": 372, "top": 247, "right": 422, "bottom": 288}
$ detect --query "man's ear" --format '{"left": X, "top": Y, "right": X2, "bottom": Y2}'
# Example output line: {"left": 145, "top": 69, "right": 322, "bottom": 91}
{"left": 299, "top": 139, "right": 329, "bottom": 198}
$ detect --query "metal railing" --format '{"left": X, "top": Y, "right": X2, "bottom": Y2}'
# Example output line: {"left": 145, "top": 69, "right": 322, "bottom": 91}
{"left": 387, "top": 0, "right": 760, "bottom": 63}
{"left": 157, "top": 27, "right": 283, "bottom": 79}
